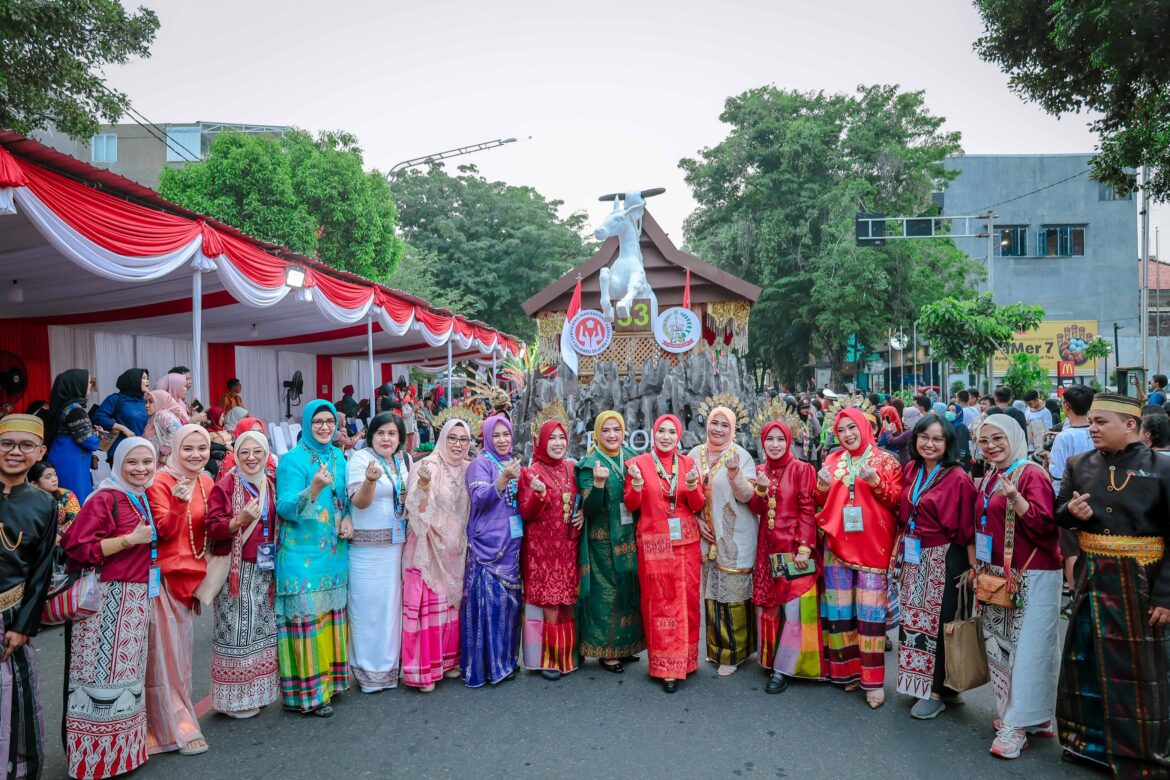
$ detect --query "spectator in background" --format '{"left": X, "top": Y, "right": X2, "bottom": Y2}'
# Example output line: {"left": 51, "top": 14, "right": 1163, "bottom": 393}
{"left": 91, "top": 368, "right": 151, "bottom": 464}
{"left": 902, "top": 396, "right": 930, "bottom": 431}
{"left": 356, "top": 398, "right": 371, "bottom": 426}
{"left": 338, "top": 385, "right": 360, "bottom": 419}
{"left": 1141, "top": 411, "right": 1169, "bottom": 453}
{"left": 1046, "top": 384, "right": 1095, "bottom": 612}
{"left": 45, "top": 369, "right": 101, "bottom": 503}
{"left": 1133, "top": 372, "right": 1167, "bottom": 407}
{"left": 219, "top": 378, "right": 244, "bottom": 414}
{"left": 993, "top": 387, "right": 1027, "bottom": 431}
{"left": 957, "top": 390, "right": 979, "bottom": 427}
{"left": 1023, "top": 390, "right": 1054, "bottom": 455}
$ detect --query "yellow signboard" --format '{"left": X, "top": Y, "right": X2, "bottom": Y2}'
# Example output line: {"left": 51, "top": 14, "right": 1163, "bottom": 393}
{"left": 993, "top": 320, "right": 1100, "bottom": 373}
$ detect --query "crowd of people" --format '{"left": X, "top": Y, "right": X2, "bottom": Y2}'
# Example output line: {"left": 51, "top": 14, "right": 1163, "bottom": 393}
{"left": 0, "top": 366, "right": 1168, "bottom": 778}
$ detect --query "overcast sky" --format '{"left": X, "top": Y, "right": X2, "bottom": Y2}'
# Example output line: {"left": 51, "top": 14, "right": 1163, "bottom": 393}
{"left": 106, "top": 0, "right": 1167, "bottom": 256}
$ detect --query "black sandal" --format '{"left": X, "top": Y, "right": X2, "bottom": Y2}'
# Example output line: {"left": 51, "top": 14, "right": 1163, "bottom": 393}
{"left": 662, "top": 678, "right": 679, "bottom": 693}
{"left": 600, "top": 659, "right": 624, "bottom": 674}
{"left": 310, "top": 705, "right": 334, "bottom": 718}
{"left": 620, "top": 655, "right": 641, "bottom": 664}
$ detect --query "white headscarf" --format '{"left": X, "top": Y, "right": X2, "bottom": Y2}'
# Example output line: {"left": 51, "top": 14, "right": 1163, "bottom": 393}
{"left": 980, "top": 414, "right": 1028, "bottom": 465}
{"left": 88, "top": 436, "right": 156, "bottom": 503}
{"left": 233, "top": 431, "right": 270, "bottom": 487}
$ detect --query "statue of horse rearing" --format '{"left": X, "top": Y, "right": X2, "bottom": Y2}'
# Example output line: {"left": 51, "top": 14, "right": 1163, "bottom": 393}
{"left": 594, "top": 188, "right": 664, "bottom": 322}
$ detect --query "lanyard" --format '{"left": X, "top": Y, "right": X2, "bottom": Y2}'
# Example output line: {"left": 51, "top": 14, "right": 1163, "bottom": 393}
{"left": 907, "top": 463, "right": 941, "bottom": 535}
{"left": 651, "top": 450, "right": 679, "bottom": 515}
{"left": 125, "top": 491, "right": 158, "bottom": 562}
{"left": 485, "top": 450, "right": 518, "bottom": 509}
{"left": 842, "top": 445, "right": 872, "bottom": 506}
{"left": 373, "top": 451, "right": 407, "bottom": 516}
{"left": 595, "top": 449, "right": 625, "bottom": 479}
{"left": 237, "top": 470, "right": 270, "bottom": 542}
{"left": 979, "top": 458, "right": 1026, "bottom": 529}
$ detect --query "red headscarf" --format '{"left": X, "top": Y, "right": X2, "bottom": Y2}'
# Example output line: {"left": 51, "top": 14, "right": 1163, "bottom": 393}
{"left": 232, "top": 417, "right": 266, "bottom": 439}
{"left": 833, "top": 408, "right": 876, "bottom": 456}
{"left": 533, "top": 419, "right": 567, "bottom": 467}
{"left": 206, "top": 405, "right": 225, "bottom": 433}
{"left": 879, "top": 406, "right": 902, "bottom": 433}
{"left": 760, "top": 420, "right": 794, "bottom": 473}
{"left": 652, "top": 414, "right": 684, "bottom": 464}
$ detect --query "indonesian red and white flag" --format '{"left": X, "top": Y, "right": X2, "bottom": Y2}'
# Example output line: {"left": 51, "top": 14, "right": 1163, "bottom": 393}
{"left": 560, "top": 276, "right": 583, "bottom": 375}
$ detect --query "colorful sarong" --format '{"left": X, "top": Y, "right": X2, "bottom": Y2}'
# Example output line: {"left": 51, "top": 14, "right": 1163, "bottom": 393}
{"left": 982, "top": 567, "right": 1061, "bottom": 727}
{"left": 65, "top": 580, "right": 150, "bottom": 780}
{"left": 896, "top": 544, "right": 949, "bottom": 699}
{"left": 211, "top": 561, "right": 278, "bottom": 713}
{"left": 577, "top": 524, "right": 645, "bottom": 659}
{"left": 704, "top": 598, "right": 754, "bottom": 667}
{"left": 401, "top": 568, "right": 460, "bottom": 688}
{"left": 1057, "top": 552, "right": 1170, "bottom": 777}
{"left": 639, "top": 539, "right": 701, "bottom": 680}
{"left": 758, "top": 587, "right": 822, "bottom": 678}
{"left": 276, "top": 608, "right": 350, "bottom": 712}
{"left": 820, "top": 548, "right": 888, "bottom": 690}
{"left": 1, "top": 605, "right": 43, "bottom": 780}
{"left": 460, "top": 560, "right": 521, "bottom": 687}
{"left": 522, "top": 605, "right": 579, "bottom": 673}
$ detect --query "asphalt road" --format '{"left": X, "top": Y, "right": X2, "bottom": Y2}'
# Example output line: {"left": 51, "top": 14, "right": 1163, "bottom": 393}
{"left": 31, "top": 612, "right": 1095, "bottom": 780}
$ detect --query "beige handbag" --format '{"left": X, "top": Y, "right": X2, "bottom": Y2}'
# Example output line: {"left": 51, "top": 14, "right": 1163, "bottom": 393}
{"left": 943, "top": 584, "right": 990, "bottom": 692}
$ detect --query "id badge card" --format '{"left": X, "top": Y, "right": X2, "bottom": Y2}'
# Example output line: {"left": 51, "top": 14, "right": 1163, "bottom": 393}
{"left": 256, "top": 543, "right": 275, "bottom": 571}
{"left": 508, "top": 514, "right": 524, "bottom": 539}
{"left": 842, "top": 505, "right": 864, "bottom": 533}
{"left": 148, "top": 566, "right": 161, "bottom": 599}
{"left": 667, "top": 516, "right": 683, "bottom": 541}
{"left": 620, "top": 505, "right": 634, "bottom": 526}
{"left": 392, "top": 519, "right": 406, "bottom": 545}
{"left": 903, "top": 536, "right": 922, "bottom": 564}
{"left": 975, "top": 532, "right": 993, "bottom": 563}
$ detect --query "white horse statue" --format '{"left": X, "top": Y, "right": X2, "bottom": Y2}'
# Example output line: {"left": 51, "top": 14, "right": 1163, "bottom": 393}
{"left": 594, "top": 188, "right": 664, "bottom": 322}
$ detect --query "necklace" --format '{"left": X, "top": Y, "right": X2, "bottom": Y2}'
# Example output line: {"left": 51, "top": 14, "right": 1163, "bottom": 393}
{"left": 651, "top": 450, "right": 679, "bottom": 515}
{"left": 0, "top": 523, "right": 22, "bottom": 552}
{"left": 186, "top": 477, "right": 208, "bottom": 559}
{"left": 764, "top": 466, "right": 786, "bottom": 530}
{"left": 698, "top": 445, "right": 736, "bottom": 560}
{"left": 537, "top": 461, "right": 574, "bottom": 523}
{"left": 1107, "top": 465, "right": 1133, "bottom": 493}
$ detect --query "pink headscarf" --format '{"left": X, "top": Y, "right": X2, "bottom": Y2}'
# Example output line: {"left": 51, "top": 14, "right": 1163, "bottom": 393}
{"left": 150, "top": 389, "right": 187, "bottom": 424}
{"left": 159, "top": 373, "right": 189, "bottom": 415}
{"left": 162, "top": 424, "right": 211, "bottom": 480}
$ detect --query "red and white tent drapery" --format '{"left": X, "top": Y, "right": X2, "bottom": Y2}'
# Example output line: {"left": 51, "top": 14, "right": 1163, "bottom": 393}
{"left": 0, "top": 131, "right": 520, "bottom": 404}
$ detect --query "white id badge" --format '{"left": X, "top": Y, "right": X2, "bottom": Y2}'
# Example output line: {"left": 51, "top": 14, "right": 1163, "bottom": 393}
{"left": 509, "top": 514, "right": 524, "bottom": 539}
{"left": 148, "top": 566, "right": 161, "bottom": 599}
{"left": 903, "top": 536, "right": 922, "bottom": 564}
{"left": 620, "top": 505, "right": 634, "bottom": 526}
{"left": 392, "top": 519, "right": 406, "bottom": 545}
{"left": 842, "top": 506, "right": 864, "bottom": 533}
{"left": 256, "top": 543, "right": 275, "bottom": 571}
{"left": 975, "top": 532, "right": 993, "bottom": 563}
{"left": 667, "top": 516, "right": 683, "bottom": 541}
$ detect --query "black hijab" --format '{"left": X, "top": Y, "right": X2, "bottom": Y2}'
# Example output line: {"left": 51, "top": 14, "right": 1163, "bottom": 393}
{"left": 365, "top": 411, "right": 407, "bottom": 453}
{"left": 115, "top": 368, "right": 148, "bottom": 399}
{"left": 46, "top": 368, "right": 89, "bottom": 441}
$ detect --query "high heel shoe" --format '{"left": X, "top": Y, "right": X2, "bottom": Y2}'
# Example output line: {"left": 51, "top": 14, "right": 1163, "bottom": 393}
{"left": 866, "top": 689, "right": 885, "bottom": 709}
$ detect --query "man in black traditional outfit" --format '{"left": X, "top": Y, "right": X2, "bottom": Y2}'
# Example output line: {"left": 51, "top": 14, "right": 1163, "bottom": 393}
{"left": 0, "top": 413, "right": 57, "bottom": 780}
{"left": 1055, "top": 393, "right": 1170, "bottom": 777}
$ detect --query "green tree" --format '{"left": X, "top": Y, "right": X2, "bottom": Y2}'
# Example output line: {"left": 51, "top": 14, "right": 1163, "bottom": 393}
{"left": 974, "top": 0, "right": 1170, "bottom": 199}
{"left": 917, "top": 293, "right": 1045, "bottom": 374}
{"left": 1002, "top": 353, "right": 1052, "bottom": 399}
{"left": 680, "top": 85, "right": 976, "bottom": 385}
{"left": 1, "top": 0, "right": 159, "bottom": 139}
{"left": 159, "top": 129, "right": 404, "bottom": 280}
{"left": 387, "top": 246, "right": 479, "bottom": 315}
{"left": 390, "top": 163, "right": 594, "bottom": 339}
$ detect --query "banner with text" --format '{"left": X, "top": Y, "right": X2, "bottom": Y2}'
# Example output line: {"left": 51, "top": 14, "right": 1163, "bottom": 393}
{"left": 993, "top": 320, "right": 1100, "bottom": 373}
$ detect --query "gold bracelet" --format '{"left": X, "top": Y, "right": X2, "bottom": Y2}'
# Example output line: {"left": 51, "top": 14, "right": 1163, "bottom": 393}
{"left": 753, "top": 485, "right": 768, "bottom": 497}
{"left": 631, "top": 479, "right": 645, "bottom": 489}
{"left": 418, "top": 478, "right": 431, "bottom": 490}
{"left": 797, "top": 545, "right": 812, "bottom": 556}
{"left": 120, "top": 535, "right": 132, "bottom": 551}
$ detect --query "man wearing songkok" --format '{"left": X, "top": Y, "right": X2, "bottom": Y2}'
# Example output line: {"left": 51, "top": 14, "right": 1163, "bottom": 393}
{"left": 0, "top": 414, "right": 57, "bottom": 779}
{"left": 1054, "top": 393, "right": 1170, "bottom": 777}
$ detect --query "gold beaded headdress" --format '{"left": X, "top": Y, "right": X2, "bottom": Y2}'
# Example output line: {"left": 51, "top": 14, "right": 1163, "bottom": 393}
{"left": 530, "top": 398, "right": 570, "bottom": 438}
{"left": 432, "top": 404, "right": 482, "bottom": 437}
{"left": 697, "top": 393, "right": 748, "bottom": 430}
{"left": 827, "top": 393, "right": 878, "bottom": 425}
{"left": 750, "top": 398, "right": 807, "bottom": 441}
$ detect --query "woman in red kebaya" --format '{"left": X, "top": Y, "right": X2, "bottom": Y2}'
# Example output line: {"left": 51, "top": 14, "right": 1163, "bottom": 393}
{"left": 518, "top": 419, "right": 583, "bottom": 680}
{"left": 815, "top": 407, "right": 903, "bottom": 709}
{"left": 750, "top": 419, "right": 821, "bottom": 695}
{"left": 623, "top": 414, "right": 705, "bottom": 693}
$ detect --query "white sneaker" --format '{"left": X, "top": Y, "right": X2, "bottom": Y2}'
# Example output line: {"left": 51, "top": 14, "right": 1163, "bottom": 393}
{"left": 990, "top": 725, "right": 1028, "bottom": 759}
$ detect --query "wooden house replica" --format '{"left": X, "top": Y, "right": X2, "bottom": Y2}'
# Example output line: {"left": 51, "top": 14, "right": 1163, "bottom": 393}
{"left": 522, "top": 210, "right": 760, "bottom": 379}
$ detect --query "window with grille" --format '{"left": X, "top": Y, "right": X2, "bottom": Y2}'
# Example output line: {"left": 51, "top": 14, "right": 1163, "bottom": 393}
{"left": 1037, "top": 226, "right": 1086, "bottom": 257}
{"left": 997, "top": 226, "right": 1027, "bottom": 257}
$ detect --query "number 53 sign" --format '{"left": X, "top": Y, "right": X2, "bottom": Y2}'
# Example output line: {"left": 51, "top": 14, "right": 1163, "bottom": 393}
{"left": 614, "top": 300, "right": 653, "bottom": 331}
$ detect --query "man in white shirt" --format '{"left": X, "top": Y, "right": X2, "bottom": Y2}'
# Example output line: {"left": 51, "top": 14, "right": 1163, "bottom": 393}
{"left": 958, "top": 390, "right": 980, "bottom": 427}
{"left": 1046, "top": 384, "right": 1095, "bottom": 609}
{"left": 1023, "top": 389, "right": 1054, "bottom": 453}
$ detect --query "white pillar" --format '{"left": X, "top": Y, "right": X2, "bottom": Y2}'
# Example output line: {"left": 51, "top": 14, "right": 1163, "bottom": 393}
{"left": 192, "top": 268, "right": 203, "bottom": 402}
{"left": 366, "top": 314, "right": 376, "bottom": 406}
{"left": 447, "top": 338, "right": 453, "bottom": 401}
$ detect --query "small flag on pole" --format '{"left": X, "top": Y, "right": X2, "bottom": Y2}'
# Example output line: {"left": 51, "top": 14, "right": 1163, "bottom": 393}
{"left": 560, "top": 276, "right": 583, "bottom": 375}
{"left": 683, "top": 268, "right": 691, "bottom": 309}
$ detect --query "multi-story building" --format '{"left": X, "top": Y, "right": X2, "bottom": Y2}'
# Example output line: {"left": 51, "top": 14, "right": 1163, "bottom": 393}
{"left": 35, "top": 121, "right": 288, "bottom": 189}
{"left": 941, "top": 153, "right": 1140, "bottom": 384}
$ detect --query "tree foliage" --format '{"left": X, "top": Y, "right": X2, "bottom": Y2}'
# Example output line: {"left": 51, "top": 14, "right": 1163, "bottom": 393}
{"left": 1003, "top": 353, "right": 1052, "bottom": 399}
{"left": 0, "top": 0, "right": 159, "bottom": 139}
{"left": 386, "top": 246, "right": 479, "bottom": 316}
{"left": 159, "top": 129, "right": 404, "bottom": 280}
{"left": 390, "top": 163, "right": 594, "bottom": 340}
{"left": 974, "top": 0, "right": 1170, "bottom": 200}
{"left": 917, "top": 293, "right": 1045, "bottom": 372}
{"left": 680, "top": 85, "right": 976, "bottom": 385}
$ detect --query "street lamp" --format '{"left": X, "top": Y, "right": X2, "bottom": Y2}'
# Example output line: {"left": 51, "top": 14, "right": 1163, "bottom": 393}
{"left": 385, "top": 137, "right": 525, "bottom": 182}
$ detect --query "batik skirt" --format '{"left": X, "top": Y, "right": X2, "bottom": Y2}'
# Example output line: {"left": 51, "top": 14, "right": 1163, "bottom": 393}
{"left": 982, "top": 567, "right": 1061, "bottom": 728}
{"left": 1, "top": 604, "right": 43, "bottom": 780}
{"left": 820, "top": 548, "right": 888, "bottom": 690}
{"left": 65, "top": 580, "right": 149, "bottom": 780}
{"left": 576, "top": 525, "right": 644, "bottom": 660}
{"left": 638, "top": 539, "right": 701, "bottom": 680}
{"left": 896, "top": 543, "right": 964, "bottom": 699}
{"left": 1057, "top": 552, "right": 1170, "bottom": 777}
{"left": 211, "top": 561, "right": 278, "bottom": 713}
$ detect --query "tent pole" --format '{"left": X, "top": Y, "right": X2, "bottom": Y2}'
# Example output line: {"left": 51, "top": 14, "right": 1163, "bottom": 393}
{"left": 192, "top": 268, "right": 203, "bottom": 403}
{"left": 447, "top": 338, "right": 453, "bottom": 401}
{"left": 492, "top": 352, "right": 497, "bottom": 387}
{"left": 366, "top": 313, "right": 376, "bottom": 407}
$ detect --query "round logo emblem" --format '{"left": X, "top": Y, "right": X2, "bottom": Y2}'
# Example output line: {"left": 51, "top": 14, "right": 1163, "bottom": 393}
{"left": 655, "top": 307, "right": 701, "bottom": 353}
{"left": 567, "top": 309, "right": 614, "bottom": 357}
